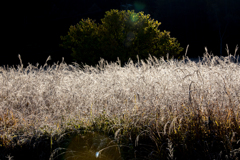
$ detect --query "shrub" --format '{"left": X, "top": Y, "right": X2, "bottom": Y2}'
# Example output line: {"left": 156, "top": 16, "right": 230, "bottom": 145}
{"left": 59, "top": 9, "right": 184, "bottom": 68}
{"left": 59, "top": 18, "right": 103, "bottom": 68}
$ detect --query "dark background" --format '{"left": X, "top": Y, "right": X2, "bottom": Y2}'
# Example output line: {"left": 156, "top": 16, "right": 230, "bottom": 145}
{"left": 4, "top": 0, "right": 240, "bottom": 70}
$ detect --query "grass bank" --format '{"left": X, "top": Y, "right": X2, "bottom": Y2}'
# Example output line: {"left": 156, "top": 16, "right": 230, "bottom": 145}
{"left": 0, "top": 46, "right": 240, "bottom": 160}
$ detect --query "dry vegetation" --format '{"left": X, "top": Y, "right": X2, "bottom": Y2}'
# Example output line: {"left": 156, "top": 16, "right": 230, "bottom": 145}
{"left": 0, "top": 46, "right": 240, "bottom": 160}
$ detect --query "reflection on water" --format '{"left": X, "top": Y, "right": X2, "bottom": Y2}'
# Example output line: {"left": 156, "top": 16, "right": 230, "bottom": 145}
{"left": 61, "top": 131, "right": 122, "bottom": 160}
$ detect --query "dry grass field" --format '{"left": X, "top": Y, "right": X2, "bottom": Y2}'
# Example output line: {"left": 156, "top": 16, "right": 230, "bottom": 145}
{"left": 0, "top": 46, "right": 240, "bottom": 160}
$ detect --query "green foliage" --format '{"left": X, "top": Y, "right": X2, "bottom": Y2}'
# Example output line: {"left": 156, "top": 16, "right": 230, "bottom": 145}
{"left": 59, "top": 18, "right": 103, "bottom": 67}
{"left": 59, "top": 9, "right": 184, "bottom": 68}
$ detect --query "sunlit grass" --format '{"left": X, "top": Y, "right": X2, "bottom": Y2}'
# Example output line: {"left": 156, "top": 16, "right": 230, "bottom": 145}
{"left": 0, "top": 45, "right": 240, "bottom": 160}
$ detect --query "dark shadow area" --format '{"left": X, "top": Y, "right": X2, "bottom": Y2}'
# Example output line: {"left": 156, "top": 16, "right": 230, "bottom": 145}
{"left": 3, "top": 0, "right": 240, "bottom": 69}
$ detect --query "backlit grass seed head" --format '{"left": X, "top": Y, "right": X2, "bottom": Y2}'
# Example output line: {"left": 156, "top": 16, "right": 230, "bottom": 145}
{"left": 0, "top": 45, "right": 240, "bottom": 159}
